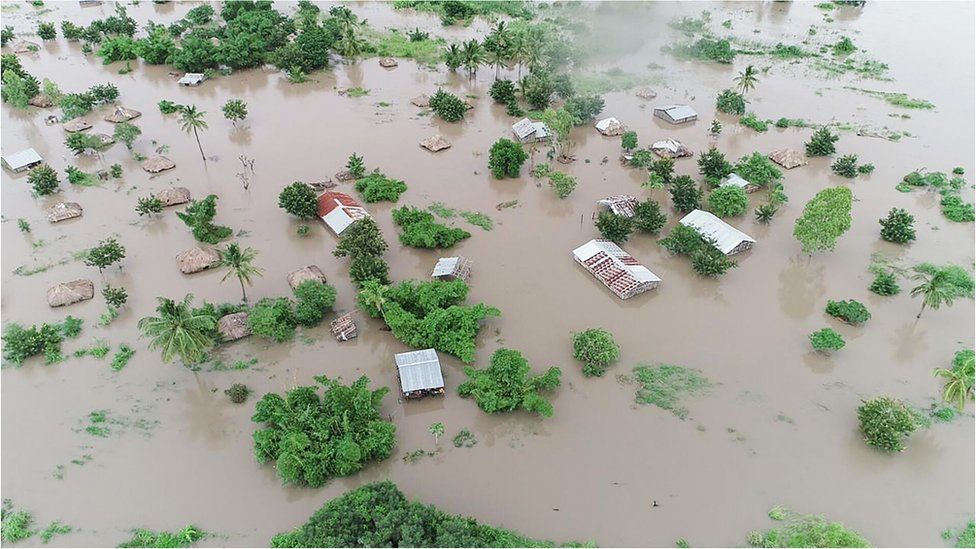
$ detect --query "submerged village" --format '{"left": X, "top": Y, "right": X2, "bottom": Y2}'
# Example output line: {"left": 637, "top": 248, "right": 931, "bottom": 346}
{"left": 0, "top": 1, "right": 974, "bottom": 548}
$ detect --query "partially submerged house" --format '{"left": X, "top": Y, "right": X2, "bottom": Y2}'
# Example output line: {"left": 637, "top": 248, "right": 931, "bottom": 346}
{"left": 47, "top": 279, "right": 94, "bottom": 307}
{"left": 432, "top": 256, "right": 472, "bottom": 281}
{"left": 420, "top": 134, "right": 451, "bottom": 152}
{"left": 597, "top": 195, "right": 638, "bottom": 218}
{"left": 653, "top": 105, "right": 698, "bottom": 125}
{"left": 142, "top": 155, "right": 176, "bottom": 173}
{"left": 512, "top": 118, "right": 551, "bottom": 144}
{"left": 104, "top": 106, "right": 141, "bottom": 123}
{"left": 394, "top": 349, "right": 445, "bottom": 399}
{"left": 176, "top": 246, "right": 220, "bottom": 274}
{"left": 650, "top": 139, "right": 693, "bottom": 159}
{"left": 217, "top": 312, "right": 251, "bottom": 342}
{"left": 63, "top": 119, "right": 92, "bottom": 133}
{"left": 287, "top": 265, "right": 327, "bottom": 289}
{"left": 720, "top": 173, "right": 761, "bottom": 193}
{"left": 2, "top": 148, "right": 43, "bottom": 173}
{"left": 330, "top": 313, "right": 357, "bottom": 341}
{"left": 594, "top": 117, "right": 626, "bottom": 136}
{"left": 317, "top": 191, "right": 370, "bottom": 236}
{"left": 679, "top": 209, "right": 756, "bottom": 255}
{"left": 178, "top": 73, "right": 205, "bottom": 86}
{"left": 768, "top": 148, "right": 808, "bottom": 169}
{"left": 46, "top": 202, "right": 83, "bottom": 223}
{"left": 156, "top": 186, "right": 191, "bottom": 206}
{"left": 572, "top": 239, "right": 661, "bottom": 299}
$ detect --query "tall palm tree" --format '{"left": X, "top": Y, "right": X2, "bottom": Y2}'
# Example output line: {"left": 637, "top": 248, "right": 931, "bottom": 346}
{"left": 333, "top": 6, "right": 366, "bottom": 57}
{"left": 734, "top": 65, "right": 759, "bottom": 96}
{"left": 910, "top": 271, "right": 955, "bottom": 319}
{"left": 933, "top": 353, "right": 975, "bottom": 410}
{"left": 461, "top": 39, "right": 484, "bottom": 79}
{"left": 138, "top": 295, "right": 216, "bottom": 365}
{"left": 444, "top": 43, "right": 462, "bottom": 72}
{"left": 359, "top": 279, "right": 388, "bottom": 316}
{"left": 510, "top": 33, "right": 528, "bottom": 79}
{"left": 486, "top": 47, "right": 507, "bottom": 80}
{"left": 217, "top": 243, "right": 263, "bottom": 302}
{"left": 179, "top": 105, "right": 208, "bottom": 162}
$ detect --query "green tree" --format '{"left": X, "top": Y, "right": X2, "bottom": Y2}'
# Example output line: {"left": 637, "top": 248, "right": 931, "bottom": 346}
{"left": 135, "top": 26, "right": 175, "bottom": 64}
{"left": 715, "top": 88, "right": 745, "bottom": 115}
{"left": 809, "top": 328, "right": 845, "bottom": 353}
{"left": 293, "top": 280, "right": 337, "bottom": 327}
{"left": 221, "top": 98, "right": 248, "bottom": 125}
{"left": 572, "top": 328, "right": 620, "bottom": 377}
{"left": 698, "top": 148, "right": 732, "bottom": 185}
{"left": 831, "top": 154, "right": 859, "bottom": 178}
{"left": 869, "top": 271, "right": 900, "bottom": 296}
{"left": 733, "top": 152, "right": 782, "bottom": 188}
{"left": 487, "top": 138, "right": 528, "bottom": 179}
{"left": 428, "top": 89, "right": 466, "bottom": 122}
{"left": 857, "top": 396, "right": 925, "bottom": 452}
{"left": 428, "top": 422, "right": 445, "bottom": 444}
{"left": 27, "top": 164, "right": 60, "bottom": 196}
{"left": 488, "top": 79, "right": 516, "bottom": 104}
{"left": 334, "top": 217, "right": 388, "bottom": 259}
{"left": 621, "top": 131, "right": 638, "bottom": 151}
{"left": 176, "top": 195, "right": 232, "bottom": 244}
{"left": 805, "top": 126, "right": 839, "bottom": 157}
{"left": 461, "top": 39, "right": 483, "bottom": 78}
{"left": 102, "top": 285, "right": 128, "bottom": 309}
{"left": 707, "top": 185, "right": 748, "bottom": 217}
{"left": 37, "top": 22, "right": 56, "bottom": 40}
{"left": 595, "top": 211, "right": 633, "bottom": 243}
{"left": 825, "top": 299, "right": 871, "bottom": 325}
{"left": 346, "top": 152, "right": 365, "bottom": 178}
{"left": 354, "top": 171, "right": 408, "bottom": 203}
{"left": 65, "top": 132, "right": 109, "bottom": 156}
{"left": 137, "top": 295, "right": 216, "bottom": 364}
{"left": 217, "top": 243, "right": 263, "bottom": 302}
{"left": 178, "top": 104, "right": 209, "bottom": 162}
{"left": 539, "top": 106, "right": 575, "bottom": 160}
{"left": 458, "top": 348, "right": 562, "bottom": 417}
{"left": 793, "top": 187, "right": 852, "bottom": 254}
{"left": 734, "top": 64, "right": 759, "bottom": 96}
{"left": 670, "top": 175, "right": 702, "bottom": 213}
{"left": 113, "top": 121, "right": 141, "bottom": 150}
{"left": 910, "top": 270, "right": 956, "bottom": 319}
{"left": 879, "top": 208, "right": 915, "bottom": 243}
{"left": 933, "top": 350, "right": 975, "bottom": 411}
{"left": 633, "top": 199, "right": 667, "bottom": 233}
{"left": 278, "top": 182, "right": 318, "bottom": 220}
{"left": 84, "top": 237, "right": 126, "bottom": 273}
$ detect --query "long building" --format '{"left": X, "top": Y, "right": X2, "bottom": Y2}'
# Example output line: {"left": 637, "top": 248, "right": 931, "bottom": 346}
{"left": 572, "top": 239, "right": 661, "bottom": 299}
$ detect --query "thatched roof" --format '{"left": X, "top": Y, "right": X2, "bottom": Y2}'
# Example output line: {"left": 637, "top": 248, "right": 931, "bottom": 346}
{"left": 93, "top": 133, "right": 115, "bottom": 146}
{"left": 12, "top": 41, "right": 39, "bottom": 54}
{"left": 287, "top": 265, "right": 327, "bottom": 289}
{"left": 28, "top": 94, "right": 53, "bottom": 108}
{"left": 104, "top": 106, "right": 142, "bottom": 123}
{"left": 335, "top": 169, "right": 354, "bottom": 182}
{"left": 420, "top": 134, "right": 451, "bottom": 152}
{"left": 46, "top": 202, "right": 83, "bottom": 223}
{"left": 217, "top": 311, "right": 251, "bottom": 341}
{"left": 635, "top": 88, "right": 658, "bottom": 100}
{"left": 768, "top": 148, "right": 808, "bottom": 169}
{"left": 63, "top": 119, "right": 93, "bottom": 133}
{"left": 410, "top": 94, "right": 430, "bottom": 107}
{"left": 157, "top": 186, "right": 191, "bottom": 206}
{"left": 47, "top": 279, "right": 94, "bottom": 307}
{"left": 176, "top": 246, "right": 219, "bottom": 274}
{"left": 142, "top": 155, "right": 176, "bottom": 173}
{"left": 379, "top": 57, "right": 398, "bottom": 68}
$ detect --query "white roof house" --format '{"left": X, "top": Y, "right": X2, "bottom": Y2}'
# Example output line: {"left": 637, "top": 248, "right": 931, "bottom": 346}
{"left": 432, "top": 256, "right": 471, "bottom": 281}
{"left": 597, "top": 195, "right": 638, "bottom": 218}
{"left": 512, "top": 118, "right": 551, "bottom": 143}
{"left": 720, "top": 173, "right": 760, "bottom": 192}
{"left": 679, "top": 209, "right": 756, "bottom": 255}
{"left": 2, "top": 148, "right": 43, "bottom": 172}
{"left": 572, "top": 239, "right": 661, "bottom": 299}
{"left": 317, "top": 191, "right": 370, "bottom": 236}
{"left": 394, "top": 349, "right": 445, "bottom": 398}
{"left": 594, "top": 117, "right": 626, "bottom": 136}
{"left": 178, "top": 73, "right": 205, "bottom": 86}
{"left": 653, "top": 105, "right": 699, "bottom": 124}
{"left": 650, "top": 138, "right": 693, "bottom": 158}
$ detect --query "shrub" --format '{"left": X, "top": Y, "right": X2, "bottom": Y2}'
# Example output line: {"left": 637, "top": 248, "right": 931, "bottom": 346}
{"left": 595, "top": 211, "right": 633, "bottom": 243}
{"left": 458, "top": 348, "right": 561, "bottom": 417}
{"left": 278, "top": 182, "right": 318, "bottom": 219}
{"left": 96, "top": 36, "right": 139, "bottom": 64}
{"left": 649, "top": 157, "right": 675, "bottom": 185}
{"left": 747, "top": 509, "right": 870, "bottom": 548}
{"left": 84, "top": 237, "right": 125, "bottom": 272}
{"left": 354, "top": 171, "right": 408, "bottom": 203}
{"left": 660, "top": 224, "right": 704, "bottom": 255}
{"left": 225, "top": 383, "right": 250, "bottom": 404}
{"left": 673, "top": 37, "right": 735, "bottom": 63}
{"left": 37, "top": 22, "right": 56, "bottom": 40}
{"left": 670, "top": 175, "right": 702, "bottom": 213}
{"left": 176, "top": 195, "right": 232, "bottom": 244}
{"left": 521, "top": 71, "right": 554, "bottom": 110}
{"left": 346, "top": 153, "right": 365, "bottom": 179}
{"left": 248, "top": 298, "right": 297, "bottom": 342}
{"left": 392, "top": 206, "right": 470, "bottom": 249}
{"left": 793, "top": 187, "right": 852, "bottom": 254}
{"left": 691, "top": 244, "right": 736, "bottom": 277}
{"left": 708, "top": 185, "right": 749, "bottom": 217}
{"left": 429, "top": 88, "right": 466, "bottom": 122}
{"left": 805, "top": 127, "right": 839, "bottom": 157}
{"left": 487, "top": 138, "right": 528, "bottom": 179}
{"left": 755, "top": 203, "right": 778, "bottom": 223}
{"left": 548, "top": 171, "right": 577, "bottom": 198}
{"left": 621, "top": 131, "right": 638, "bottom": 151}
{"left": 488, "top": 79, "right": 516, "bottom": 104}
{"left": 113, "top": 121, "right": 141, "bottom": 149}
{"left": 27, "top": 164, "right": 59, "bottom": 195}
{"left": 698, "top": 148, "right": 733, "bottom": 185}
{"left": 941, "top": 195, "right": 975, "bottom": 222}
{"left": 831, "top": 154, "right": 859, "bottom": 178}
{"left": 825, "top": 299, "right": 871, "bottom": 325}
{"left": 572, "top": 328, "right": 620, "bottom": 377}
{"left": 715, "top": 88, "right": 746, "bottom": 115}
{"left": 292, "top": 280, "right": 337, "bottom": 327}
{"left": 857, "top": 396, "right": 925, "bottom": 452}
{"left": 136, "top": 195, "right": 164, "bottom": 216}
{"left": 185, "top": 4, "right": 215, "bottom": 25}
{"left": 869, "top": 271, "right": 900, "bottom": 296}
{"left": 2, "top": 322, "right": 65, "bottom": 366}
{"left": 733, "top": 152, "right": 782, "bottom": 187}
{"left": 252, "top": 376, "right": 396, "bottom": 487}
{"left": 158, "top": 99, "right": 183, "bottom": 114}
{"left": 809, "top": 328, "right": 845, "bottom": 353}
{"left": 349, "top": 254, "right": 390, "bottom": 285}
{"left": 102, "top": 285, "right": 128, "bottom": 308}
{"left": 833, "top": 36, "right": 856, "bottom": 55}
{"left": 740, "top": 112, "right": 768, "bottom": 132}
{"left": 879, "top": 208, "right": 915, "bottom": 243}
{"left": 633, "top": 200, "right": 667, "bottom": 233}
{"left": 563, "top": 94, "right": 605, "bottom": 124}
{"left": 857, "top": 163, "right": 874, "bottom": 174}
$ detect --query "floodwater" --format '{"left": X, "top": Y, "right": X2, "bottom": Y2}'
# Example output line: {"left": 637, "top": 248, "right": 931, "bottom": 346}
{"left": 1, "top": 1, "right": 974, "bottom": 547}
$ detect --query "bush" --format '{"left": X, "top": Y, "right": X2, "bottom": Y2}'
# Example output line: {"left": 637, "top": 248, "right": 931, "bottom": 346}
{"left": 158, "top": 99, "right": 184, "bottom": 114}
{"left": 825, "top": 299, "right": 871, "bottom": 325}
{"left": 27, "top": 164, "right": 59, "bottom": 195}
{"left": 354, "top": 171, "right": 408, "bottom": 203}
{"left": 715, "top": 88, "right": 746, "bottom": 115}
{"left": 670, "top": 175, "right": 702, "bottom": 213}
{"left": 740, "top": 112, "right": 769, "bottom": 132}
{"left": 633, "top": 200, "right": 667, "bottom": 233}
{"left": 113, "top": 121, "right": 141, "bottom": 150}
{"left": 833, "top": 36, "right": 856, "bottom": 55}
{"left": 96, "top": 36, "right": 139, "bottom": 64}
{"left": 563, "top": 94, "right": 605, "bottom": 124}
{"left": 621, "top": 131, "right": 638, "bottom": 151}
{"left": 278, "top": 182, "right": 318, "bottom": 219}
{"left": 857, "top": 163, "right": 874, "bottom": 175}
{"left": 488, "top": 79, "right": 516, "bottom": 104}
{"left": 747, "top": 509, "right": 870, "bottom": 548}
{"left": 941, "top": 195, "right": 975, "bottom": 222}
{"left": 37, "top": 22, "right": 56, "bottom": 40}
{"left": 698, "top": 149, "right": 733, "bottom": 185}
{"left": 879, "top": 208, "right": 915, "bottom": 243}
{"left": 869, "top": 271, "right": 900, "bottom": 296}
{"left": 248, "top": 298, "right": 297, "bottom": 342}
{"left": 225, "top": 383, "right": 250, "bottom": 404}
{"left": 2, "top": 322, "right": 65, "bottom": 366}
{"left": 102, "top": 285, "right": 128, "bottom": 308}
{"left": 84, "top": 237, "right": 126, "bottom": 272}
{"left": 673, "top": 37, "right": 735, "bottom": 63}
{"left": 252, "top": 375, "right": 396, "bottom": 487}
{"left": 572, "top": 328, "right": 620, "bottom": 377}
{"left": 831, "top": 154, "right": 858, "bottom": 178}
{"left": 346, "top": 153, "right": 366, "bottom": 179}
{"left": 755, "top": 203, "right": 778, "bottom": 223}
{"left": 707, "top": 185, "right": 748, "bottom": 217}
{"left": 548, "top": 171, "right": 577, "bottom": 198}
{"left": 595, "top": 211, "right": 633, "bottom": 243}
{"left": 809, "top": 328, "right": 845, "bottom": 353}
{"left": 487, "top": 138, "right": 528, "bottom": 179}
{"left": 733, "top": 152, "right": 782, "bottom": 187}
{"left": 185, "top": 4, "right": 215, "bottom": 25}
{"left": 649, "top": 157, "right": 675, "bottom": 185}
{"left": 521, "top": 71, "right": 554, "bottom": 110}
{"left": 292, "top": 280, "right": 337, "bottom": 327}
{"left": 691, "top": 244, "right": 736, "bottom": 277}
{"left": 458, "top": 348, "right": 561, "bottom": 417}
{"left": 857, "top": 396, "right": 924, "bottom": 452}
{"left": 349, "top": 254, "right": 390, "bottom": 285}
{"left": 660, "top": 224, "right": 704, "bottom": 255}
{"left": 136, "top": 195, "right": 164, "bottom": 216}
{"left": 392, "top": 206, "right": 470, "bottom": 249}
{"left": 428, "top": 88, "right": 466, "bottom": 122}
{"left": 805, "top": 127, "right": 839, "bottom": 157}
{"left": 176, "top": 195, "right": 232, "bottom": 244}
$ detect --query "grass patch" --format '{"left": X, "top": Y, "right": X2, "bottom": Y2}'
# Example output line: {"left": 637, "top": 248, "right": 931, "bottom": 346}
{"left": 570, "top": 68, "right": 664, "bottom": 95}
{"left": 428, "top": 202, "right": 457, "bottom": 218}
{"left": 209, "top": 357, "right": 258, "bottom": 371}
{"left": 84, "top": 410, "right": 111, "bottom": 437}
{"left": 770, "top": 43, "right": 814, "bottom": 58}
{"left": 740, "top": 112, "right": 770, "bottom": 132}
{"left": 460, "top": 211, "right": 493, "bottom": 231}
{"left": 363, "top": 29, "right": 445, "bottom": 66}
{"left": 774, "top": 117, "right": 809, "bottom": 128}
{"left": 632, "top": 363, "right": 711, "bottom": 419}
{"left": 110, "top": 344, "right": 135, "bottom": 371}
{"left": 73, "top": 340, "right": 110, "bottom": 359}
{"left": 346, "top": 87, "right": 370, "bottom": 98}
{"left": 13, "top": 264, "right": 52, "bottom": 276}
{"left": 845, "top": 87, "right": 934, "bottom": 109}
{"left": 392, "top": 0, "right": 534, "bottom": 25}
{"left": 39, "top": 521, "right": 72, "bottom": 544}
{"left": 118, "top": 525, "right": 204, "bottom": 548}
{"left": 748, "top": 508, "right": 869, "bottom": 547}
{"left": 452, "top": 429, "right": 477, "bottom": 448}
{"left": 813, "top": 57, "right": 890, "bottom": 80}
{"left": 1, "top": 501, "right": 35, "bottom": 543}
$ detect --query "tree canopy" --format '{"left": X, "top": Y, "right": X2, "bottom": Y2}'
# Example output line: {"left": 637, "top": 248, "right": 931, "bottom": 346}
{"left": 458, "top": 348, "right": 561, "bottom": 417}
{"left": 793, "top": 187, "right": 852, "bottom": 254}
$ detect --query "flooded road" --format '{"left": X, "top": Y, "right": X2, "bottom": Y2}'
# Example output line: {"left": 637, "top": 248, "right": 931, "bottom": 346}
{"left": 1, "top": 1, "right": 973, "bottom": 547}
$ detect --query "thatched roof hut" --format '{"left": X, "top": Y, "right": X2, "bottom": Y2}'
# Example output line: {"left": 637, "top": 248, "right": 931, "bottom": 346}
{"left": 46, "top": 202, "right": 83, "bottom": 223}
{"left": 636, "top": 88, "right": 657, "bottom": 100}
{"left": 92, "top": 133, "right": 115, "bottom": 146}
{"left": 410, "top": 94, "right": 430, "bottom": 107}
{"left": 768, "top": 148, "right": 808, "bottom": 169}
{"left": 142, "top": 155, "right": 176, "bottom": 173}
{"left": 28, "top": 94, "right": 53, "bottom": 108}
{"left": 104, "top": 106, "right": 142, "bottom": 123}
{"left": 176, "top": 246, "right": 220, "bottom": 274}
{"left": 63, "top": 119, "right": 93, "bottom": 133}
{"left": 47, "top": 279, "right": 94, "bottom": 307}
{"left": 420, "top": 134, "right": 451, "bottom": 152}
{"left": 379, "top": 57, "right": 398, "bottom": 68}
{"left": 157, "top": 186, "right": 191, "bottom": 206}
{"left": 287, "top": 265, "right": 327, "bottom": 289}
{"left": 217, "top": 312, "right": 251, "bottom": 341}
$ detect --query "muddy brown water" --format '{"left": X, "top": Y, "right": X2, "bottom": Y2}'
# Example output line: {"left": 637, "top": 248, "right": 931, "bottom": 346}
{"left": 1, "top": 1, "right": 974, "bottom": 547}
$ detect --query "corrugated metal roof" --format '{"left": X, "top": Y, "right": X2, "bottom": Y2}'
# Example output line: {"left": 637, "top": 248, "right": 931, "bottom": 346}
{"left": 679, "top": 209, "right": 755, "bottom": 255}
{"left": 572, "top": 239, "right": 661, "bottom": 298}
{"left": 2, "top": 148, "right": 42, "bottom": 171}
{"left": 318, "top": 192, "right": 369, "bottom": 235}
{"left": 597, "top": 195, "right": 638, "bottom": 218}
{"left": 654, "top": 105, "right": 698, "bottom": 123}
{"left": 179, "top": 73, "right": 205, "bottom": 84}
{"left": 594, "top": 117, "right": 621, "bottom": 131}
{"left": 432, "top": 257, "right": 460, "bottom": 277}
{"left": 395, "top": 349, "right": 444, "bottom": 393}
{"left": 512, "top": 118, "right": 550, "bottom": 141}
{"left": 720, "top": 173, "right": 753, "bottom": 189}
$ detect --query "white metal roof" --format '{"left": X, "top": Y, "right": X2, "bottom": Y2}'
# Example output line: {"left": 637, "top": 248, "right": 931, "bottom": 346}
{"left": 394, "top": 349, "right": 444, "bottom": 393}
{"left": 720, "top": 173, "right": 753, "bottom": 189}
{"left": 2, "top": 148, "right": 43, "bottom": 171}
{"left": 597, "top": 195, "right": 638, "bottom": 218}
{"left": 651, "top": 139, "right": 685, "bottom": 154}
{"left": 179, "top": 73, "right": 205, "bottom": 84}
{"left": 572, "top": 240, "right": 661, "bottom": 283}
{"left": 594, "top": 117, "right": 621, "bottom": 131}
{"left": 679, "top": 209, "right": 755, "bottom": 255}
{"left": 512, "top": 118, "right": 550, "bottom": 140}
{"left": 432, "top": 257, "right": 460, "bottom": 277}
{"left": 655, "top": 104, "right": 698, "bottom": 122}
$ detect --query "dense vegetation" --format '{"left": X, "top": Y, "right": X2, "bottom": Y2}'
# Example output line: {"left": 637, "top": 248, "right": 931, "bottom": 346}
{"left": 488, "top": 138, "right": 528, "bottom": 179}
{"left": 825, "top": 300, "right": 871, "bottom": 325}
{"left": 333, "top": 218, "right": 391, "bottom": 285}
{"left": 857, "top": 396, "right": 927, "bottom": 452}
{"left": 572, "top": 328, "right": 620, "bottom": 377}
{"left": 176, "top": 195, "right": 233, "bottom": 244}
{"left": 392, "top": 206, "right": 471, "bottom": 248}
{"left": 632, "top": 363, "right": 711, "bottom": 420}
{"left": 355, "top": 171, "right": 408, "bottom": 203}
{"left": 458, "top": 348, "right": 562, "bottom": 417}
{"left": 793, "top": 187, "right": 852, "bottom": 254}
{"left": 747, "top": 508, "right": 869, "bottom": 548}
{"left": 659, "top": 225, "right": 737, "bottom": 277}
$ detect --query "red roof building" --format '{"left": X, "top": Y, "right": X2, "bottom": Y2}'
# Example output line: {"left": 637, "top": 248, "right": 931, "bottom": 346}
{"left": 317, "top": 191, "right": 370, "bottom": 236}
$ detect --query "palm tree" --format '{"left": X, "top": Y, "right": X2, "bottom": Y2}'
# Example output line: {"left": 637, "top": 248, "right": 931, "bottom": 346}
{"left": 444, "top": 43, "right": 462, "bottom": 72}
{"left": 510, "top": 33, "right": 528, "bottom": 79}
{"left": 910, "top": 271, "right": 955, "bottom": 319}
{"left": 217, "top": 243, "right": 263, "bottom": 302}
{"left": 933, "top": 353, "right": 975, "bottom": 410}
{"left": 461, "top": 39, "right": 484, "bottom": 79}
{"left": 333, "top": 6, "right": 366, "bottom": 57}
{"left": 359, "top": 279, "right": 388, "bottom": 316}
{"left": 179, "top": 105, "right": 208, "bottom": 162}
{"left": 734, "top": 65, "right": 759, "bottom": 96}
{"left": 137, "top": 295, "right": 216, "bottom": 365}
{"left": 486, "top": 47, "right": 507, "bottom": 80}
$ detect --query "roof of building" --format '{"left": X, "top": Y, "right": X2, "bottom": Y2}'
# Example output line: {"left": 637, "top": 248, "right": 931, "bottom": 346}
{"left": 720, "top": 173, "right": 754, "bottom": 189}
{"left": 179, "top": 73, "right": 205, "bottom": 84}
{"left": 573, "top": 239, "right": 661, "bottom": 298}
{"left": 394, "top": 349, "right": 445, "bottom": 393}
{"left": 597, "top": 195, "right": 639, "bottom": 218}
{"left": 650, "top": 138, "right": 692, "bottom": 158}
{"left": 654, "top": 104, "right": 698, "bottom": 122}
{"left": 317, "top": 191, "right": 369, "bottom": 235}
{"left": 2, "top": 148, "right": 42, "bottom": 171}
{"left": 679, "top": 209, "right": 756, "bottom": 254}
{"left": 512, "top": 118, "right": 551, "bottom": 140}
{"left": 432, "top": 257, "right": 462, "bottom": 277}
{"left": 594, "top": 117, "right": 626, "bottom": 135}
{"left": 768, "top": 148, "right": 808, "bottom": 169}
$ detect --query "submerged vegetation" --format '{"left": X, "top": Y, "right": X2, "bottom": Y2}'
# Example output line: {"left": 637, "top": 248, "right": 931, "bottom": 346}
{"left": 631, "top": 363, "right": 711, "bottom": 420}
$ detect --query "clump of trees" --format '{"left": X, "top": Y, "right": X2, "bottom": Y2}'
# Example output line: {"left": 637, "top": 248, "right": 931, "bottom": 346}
{"left": 429, "top": 88, "right": 466, "bottom": 122}
{"left": 391, "top": 206, "right": 470, "bottom": 249}
{"left": 715, "top": 88, "right": 746, "bottom": 115}
{"left": 857, "top": 396, "right": 928, "bottom": 452}
{"left": 2, "top": 317, "right": 83, "bottom": 366}
{"left": 278, "top": 182, "right": 318, "bottom": 221}
{"left": 1, "top": 54, "right": 41, "bottom": 109}
{"left": 793, "top": 187, "right": 852, "bottom": 254}
{"left": 354, "top": 171, "right": 408, "bottom": 203}
{"left": 621, "top": 131, "right": 638, "bottom": 151}
{"left": 879, "top": 208, "right": 915, "bottom": 243}
{"left": 247, "top": 280, "right": 336, "bottom": 342}
{"left": 825, "top": 299, "right": 871, "bottom": 325}
{"left": 176, "top": 195, "right": 232, "bottom": 244}
{"left": 487, "top": 138, "right": 528, "bottom": 179}
{"left": 809, "top": 328, "right": 845, "bottom": 353}
{"left": 707, "top": 185, "right": 748, "bottom": 218}
{"left": 733, "top": 152, "right": 782, "bottom": 188}
{"left": 595, "top": 211, "right": 633, "bottom": 243}
{"left": 458, "top": 348, "right": 562, "bottom": 417}
{"left": 573, "top": 328, "right": 620, "bottom": 377}
{"left": 933, "top": 349, "right": 974, "bottom": 411}
{"left": 333, "top": 218, "right": 391, "bottom": 285}
{"left": 252, "top": 375, "right": 396, "bottom": 487}
{"left": 805, "top": 127, "right": 839, "bottom": 157}
{"left": 659, "top": 224, "right": 737, "bottom": 277}
{"left": 27, "top": 164, "right": 60, "bottom": 196}
{"left": 670, "top": 175, "right": 703, "bottom": 213}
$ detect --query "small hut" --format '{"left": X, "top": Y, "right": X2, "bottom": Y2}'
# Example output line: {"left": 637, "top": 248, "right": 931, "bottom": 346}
{"left": 28, "top": 94, "right": 53, "bottom": 108}
{"left": 142, "top": 155, "right": 176, "bottom": 173}
{"left": 178, "top": 73, "right": 205, "bottom": 86}
{"left": 768, "top": 148, "right": 808, "bottom": 169}
{"left": 597, "top": 195, "right": 638, "bottom": 218}
{"left": 379, "top": 57, "right": 398, "bottom": 68}
{"left": 287, "top": 265, "right": 327, "bottom": 289}
{"left": 47, "top": 279, "right": 94, "bottom": 307}
{"left": 572, "top": 239, "right": 661, "bottom": 300}
{"left": 46, "top": 202, "right": 83, "bottom": 223}
{"left": 176, "top": 246, "right": 220, "bottom": 274}
{"left": 410, "top": 94, "right": 430, "bottom": 107}
{"left": 420, "top": 134, "right": 452, "bottom": 152}
{"left": 720, "top": 173, "right": 761, "bottom": 193}
{"left": 650, "top": 139, "right": 693, "bottom": 159}
{"left": 431, "top": 257, "right": 472, "bottom": 281}
{"left": 679, "top": 209, "right": 755, "bottom": 255}
{"left": 512, "top": 118, "right": 551, "bottom": 144}
{"left": 156, "top": 186, "right": 191, "bottom": 206}
{"left": 2, "top": 148, "right": 43, "bottom": 172}
{"left": 594, "top": 117, "right": 626, "bottom": 136}
{"left": 636, "top": 88, "right": 657, "bottom": 100}
{"left": 330, "top": 313, "right": 358, "bottom": 341}
{"left": 63, "top": 119, "right": 93, "bottom": 133}
{"left": 653, "top": 105, "right": 698, "bottom": 125}
{"left": 217, "top": 312, "right": 251, "bottom": 341}
{"left": 92, "top": 133, "right": 115, "bottom": 146}
{"left": 104, "top": 106, "right": 142, "bottom": 123}
{"left": 394, "top": 349, "right": 445, "bottom": 399}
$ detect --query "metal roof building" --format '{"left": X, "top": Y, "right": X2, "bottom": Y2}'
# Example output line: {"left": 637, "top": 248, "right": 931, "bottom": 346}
{"left": 594, "top": 117, "right": 626, "bottom": 136}
{"left": 653, "top": 105, "right": 699, "bottom": 124}
{"left": 2, "top": 148, "right": 43, "bottom": 172}
{"left": 317, "top": 191, "right": 370, "bottom": 236}
{"left": 512, "top": 118, "right": 551, "bottom": 143}
{"left": 597, "top": 195, "right": 639, "bottom": 218}
{"left": 432, "top": 256, "right": 472, "bottom": 281}
{"left": 650, "top": 138, "right": 693, "bottom": 158}
{"left": 679, "top": 209, "right": 756, "bottom": 255}
{"left": 572, "top": 239, "right": 661, "bottom": 299}
{"left": 720, "top": 173, "right": 761, "bottom": 193}
{"left": 178, "top": 73, "right": 205, "bottom": 86}
{"left": 394, "top": 349, "right": 445, "bottom": 399}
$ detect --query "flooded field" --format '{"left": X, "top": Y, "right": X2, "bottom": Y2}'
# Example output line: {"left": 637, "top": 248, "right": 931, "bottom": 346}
{"left": 1, "top": 1, "right": 973, "bottom": 547}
